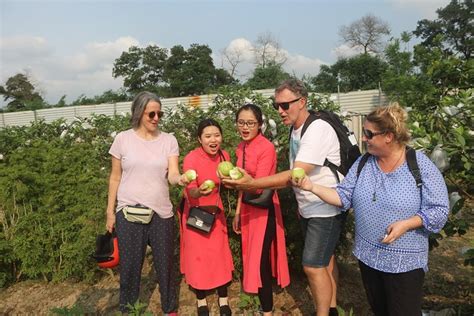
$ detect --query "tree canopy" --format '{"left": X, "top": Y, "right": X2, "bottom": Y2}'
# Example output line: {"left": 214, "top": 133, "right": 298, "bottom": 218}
{"left": 413, "top": 0, "right": 473, "bottom": 60}
{"left": 113, "top": 44, "right": 234, "bottom": 97}
{"left": 245, "top": 62, "right": 291, "bottom": 90}
{"left": 112, "top": 45, "right": 168, "bottom": 94}
{"left": 0, "top": 73, "right": 45, "bottom": 112}
{"left": 311, "top": 54, "right": 388, "bottom": 93}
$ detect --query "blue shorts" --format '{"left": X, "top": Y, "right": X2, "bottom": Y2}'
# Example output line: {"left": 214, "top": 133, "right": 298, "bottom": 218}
{"left": 300, "top": 214, "right": 345, "bottom": 268}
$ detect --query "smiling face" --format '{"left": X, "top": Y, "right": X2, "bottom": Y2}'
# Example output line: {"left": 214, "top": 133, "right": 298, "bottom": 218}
{"left": 237, "top": 109, "right": 260, "bottom": 142}
{"left": 198, "top": 125, "right": 222, "bottom": 155}
{"left": 363, "top": 120, "right": 390, "bottom": 156}
{"left": 139, "top": 101, "right": 161, "bottom": 133}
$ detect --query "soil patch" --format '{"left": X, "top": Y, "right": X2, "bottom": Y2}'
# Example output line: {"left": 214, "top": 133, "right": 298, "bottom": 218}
{"left": 0, "top": 233, "right": 472, "bottom": 315}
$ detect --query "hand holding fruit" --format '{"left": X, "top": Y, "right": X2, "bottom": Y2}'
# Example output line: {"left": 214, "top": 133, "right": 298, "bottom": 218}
{"left": 217, "top": 161, "right": 234, "bottom": 178}
{"left": 221, "top": 167, "right": 253, "bottom": 190}
{"left": 178, "top": 169, "right": 197, "bottom": 186}
{"left": 185, "top": 169, "right": 197, "bottom": 181}
{"left": 199, "top": 179, "right": 215, "bottom": 196}
{"left": 291, "top": 167, "right": 313, "bottom": 191}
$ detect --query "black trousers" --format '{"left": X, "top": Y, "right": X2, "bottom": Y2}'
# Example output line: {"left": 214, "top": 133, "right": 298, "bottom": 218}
{"left": 358, "top": 260, "right": 424, "bottom": 316}
{"left": 258, "top": 205, "right": 276, "bottom": 313}
{"left": 116, "top": 210, "right": 178, "bottom": 313}
{"left": 194, "top": 283, "right": 229, "bottom": 300}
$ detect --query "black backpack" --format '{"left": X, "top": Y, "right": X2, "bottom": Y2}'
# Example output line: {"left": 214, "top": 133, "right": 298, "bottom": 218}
{"left": 356, "top": 146, "right": 422, "bottom": 188}
{"left": 290, "top": 109, "right": 361, "bottom": 182}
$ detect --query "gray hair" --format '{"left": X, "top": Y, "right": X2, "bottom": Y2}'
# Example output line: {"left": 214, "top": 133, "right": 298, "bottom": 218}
{"left": 275, "top": 78, "right": 308, "bottom": 98}
{"left": 130, "top": 91, "right": 162, "bottom": 129}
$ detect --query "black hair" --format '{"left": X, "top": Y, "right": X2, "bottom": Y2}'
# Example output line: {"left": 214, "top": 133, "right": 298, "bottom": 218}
{"left": 235, "top": 103, "right": 263, "bottom": 126}
{"left": 197, "top": 118, "right": 223, "bottom": 138}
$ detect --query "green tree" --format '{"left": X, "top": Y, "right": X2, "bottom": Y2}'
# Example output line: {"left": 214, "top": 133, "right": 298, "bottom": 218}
{"left": 414, "top": 0, "right": 473, "bottom": 60}
{"left": 0, "top": 73, "right": 46, "bottom": 112}
{"left": 112, "top": 45, "right": 168, "bottom": 94}
{"left": 163, "top": 44, "right": 235, "bottom": 97}
{"left": 311, "top": 54, "right": 388, "bottom": 93}
{"left": 245, "top": 62, "right": 290, "bottom": 90}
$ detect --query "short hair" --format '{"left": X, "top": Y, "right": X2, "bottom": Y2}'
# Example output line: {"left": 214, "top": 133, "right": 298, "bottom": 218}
{"left": 235, "top": 103, "right": 263, "bottom": 126}
{"left": 130, "top": 91, "right": 162, "bottom": 129}
{"left": 366, "top": 102, "right": 411, "bottom": 145}
{"left": 275, "top": 78, "right": 308, "bottom": 98}
{"left": 197, "top": 118, "right": 223, "bottom": 138}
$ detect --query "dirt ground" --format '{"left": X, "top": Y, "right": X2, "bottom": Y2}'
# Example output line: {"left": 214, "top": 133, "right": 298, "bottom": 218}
{"left": 0, "top": 232, "right": 472, "bottom": 315}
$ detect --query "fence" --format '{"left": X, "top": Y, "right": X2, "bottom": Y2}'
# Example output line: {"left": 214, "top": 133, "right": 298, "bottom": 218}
{"left": 0, "top": 89, "right": 388, "bottom": 145}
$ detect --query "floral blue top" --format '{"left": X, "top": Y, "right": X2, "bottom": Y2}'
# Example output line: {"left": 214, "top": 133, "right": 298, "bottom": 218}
{"left": 336, "top": 150, "right": 449, "bottom": 273}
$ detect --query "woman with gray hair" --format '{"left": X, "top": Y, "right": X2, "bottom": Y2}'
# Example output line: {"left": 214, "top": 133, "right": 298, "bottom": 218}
{"left": 105, "top": 91, "right": 187, "bottom": 315}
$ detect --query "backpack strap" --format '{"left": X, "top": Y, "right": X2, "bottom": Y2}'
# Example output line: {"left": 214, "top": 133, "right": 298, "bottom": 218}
{"left": 356, "top": 147, "right": 422, "bottom": 189}
{"left": 324, "top": 159, "right": 341, "bottom": 183}
{"left": 406, "top": 146, "right": 422, "bottom": 188}
{"left": 289, "top": 111, "right": 341, "bottom": 182}
{"left": 289, "top": 111, "right": 318, "bottom": 139}
{"left": 356, "top": 153, "right": 371, "bottom": 179}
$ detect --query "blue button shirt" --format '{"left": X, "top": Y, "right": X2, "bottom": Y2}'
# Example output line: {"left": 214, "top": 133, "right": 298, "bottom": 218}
{"left": 336, "top": 151, "right": 449, "bottom": 273}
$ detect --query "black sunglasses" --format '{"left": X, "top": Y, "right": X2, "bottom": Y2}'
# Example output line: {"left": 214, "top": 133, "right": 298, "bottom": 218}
{"left": 362, "top": 128, "right": 386, "bottom": 140}
{"left": 147, "top": 111, "right": 164, "bottom": 119}
{"left": 272, "top": 97, "right": 302, "bottom": 111}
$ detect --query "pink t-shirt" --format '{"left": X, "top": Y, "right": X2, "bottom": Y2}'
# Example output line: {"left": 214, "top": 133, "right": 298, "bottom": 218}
{"left": 109, "top": 129, "right": 179, "bottom": 218}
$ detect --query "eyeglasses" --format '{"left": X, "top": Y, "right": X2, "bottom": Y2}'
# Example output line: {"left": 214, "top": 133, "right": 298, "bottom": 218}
{"left": 237, "top": 120, "right": 258, "bottom": 128}
{"left": 362, "top": 128, "right": 386, "bottom": 140}
{"left": 272, "top": 97, "right": 302, "bottom": 111}
{"left": 147, "top": 111, "right": 164, "bottom": 119}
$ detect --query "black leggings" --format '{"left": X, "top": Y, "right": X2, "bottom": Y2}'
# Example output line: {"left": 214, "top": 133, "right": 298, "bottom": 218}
{"left": 194, "top": 283, "right": 229, "bottom": 300}
{"left": 258, "top": 205, "right": 276, "bottom": 312}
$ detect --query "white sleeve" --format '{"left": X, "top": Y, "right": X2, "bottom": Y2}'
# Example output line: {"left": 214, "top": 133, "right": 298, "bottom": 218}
{"left": 295, "top": 120, "right": 340, "bottom": 166}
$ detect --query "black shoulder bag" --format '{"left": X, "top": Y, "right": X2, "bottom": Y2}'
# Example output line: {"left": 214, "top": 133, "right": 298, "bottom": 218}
{"left": 186, "top": 151, "right": 225, "bottom": 234}
{"left": 241, "top": 144, "right": 274, "bottom": 209}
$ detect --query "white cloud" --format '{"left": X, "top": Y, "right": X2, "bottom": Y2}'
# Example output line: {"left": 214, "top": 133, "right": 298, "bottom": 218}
{"left": 388, "top": 0, "right": 451, "bottom": 19}
{"left": 0, "top": 35, "right": 52, "bottom": 62}
{"left": 331, "top": 44, "right": 365, "bottom": 59}
{"left": 218, "top": 38, "right": 256, "bottom": 79}
{"left": 282, "top": 52, "right": 325, "bottom": 77}
{"left": 1, "top": 36, "right": 139, "bottom": 104}
{"left": 219, "top": 37, "right": 326, "bottom": 81}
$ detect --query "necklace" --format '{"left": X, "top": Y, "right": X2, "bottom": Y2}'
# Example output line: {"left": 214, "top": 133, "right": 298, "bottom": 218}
{"left": 372, "top": 148, "right": 405, "bottom": 202}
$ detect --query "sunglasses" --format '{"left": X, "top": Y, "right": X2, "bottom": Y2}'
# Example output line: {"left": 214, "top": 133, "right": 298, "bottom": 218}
{"left": 147, "top": 111, "right": 164, "bottom": 119}
{"left": 362, "top": 128, "right": 386, "bottom": 140}
{"left": 272, "top": 97, "right": 302, "bottom": 111}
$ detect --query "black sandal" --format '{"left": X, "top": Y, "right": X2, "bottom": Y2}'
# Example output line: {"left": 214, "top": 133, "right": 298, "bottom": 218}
{"left": 197, "top": 305, "right": 209, "bottom": 316}
{"left": 219, "top": 304, "right": 232, "bottom": 316}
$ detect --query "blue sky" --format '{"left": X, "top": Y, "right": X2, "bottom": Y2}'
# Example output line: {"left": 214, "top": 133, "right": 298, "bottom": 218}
{"left": 0, "top": 0, "right": 449, "bottom": 105}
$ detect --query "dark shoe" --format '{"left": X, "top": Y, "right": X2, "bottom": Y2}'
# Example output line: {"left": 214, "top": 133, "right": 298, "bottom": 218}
{"left": 197, "top": 305, "right": 209, "bottom": 316}
{"left": 329, "top": 307, "right": 338, "bottom": 316}
{"left": 219, "top": 304, "right": 232, "bottom": 316}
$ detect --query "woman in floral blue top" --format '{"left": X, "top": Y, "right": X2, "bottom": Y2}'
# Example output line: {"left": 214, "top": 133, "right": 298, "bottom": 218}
{"left": 293, "top": 103, "right": 449, "bottom": 316}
